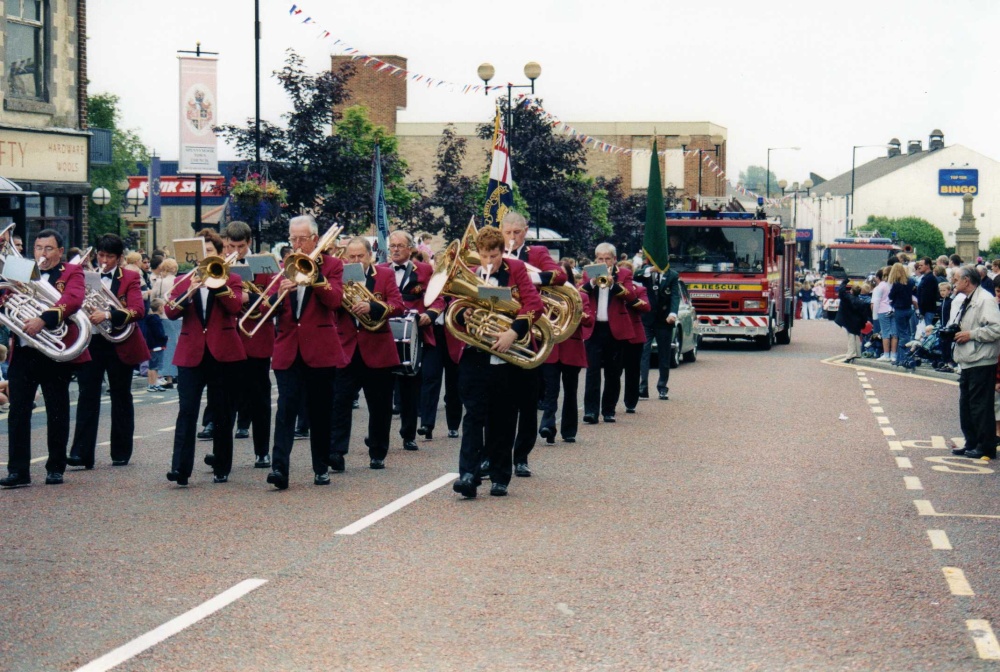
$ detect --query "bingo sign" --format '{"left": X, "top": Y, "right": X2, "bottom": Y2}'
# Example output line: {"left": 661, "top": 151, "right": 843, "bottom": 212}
{"left": 939, "top": 169, "right": 979, "bottom": 196}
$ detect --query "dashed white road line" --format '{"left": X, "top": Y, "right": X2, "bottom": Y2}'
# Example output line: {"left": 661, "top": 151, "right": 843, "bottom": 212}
{"left": 871, "top": 406, "right": 884, "bottom": 413}
{"left": 895, "top": 457, "right": 913, "bottom": 469}
{"left": 967, "top": 620, "right": 1000, "bottom": 659}
{"left": 882, "top": 427, "right": 897, "bottom": 436}
{"left": 73, "top": 579, "right": 268, "bottom": 672}
{"left": 943, "top": 567, "right": 974, "bottom": 596}
{"left": 927, "top": 530, "right": 952, "bottom": 550}
{"left": 904, "top": 476, "right": 923, "bottom": 490}
{"left": 335, "top": 473, "right": 459, "bottom": 535}
{"left": 877, "top": 416, "right": 890, "bottom": 425}
{"left": 888, "top": 441, "right": 904, "bottom": 451}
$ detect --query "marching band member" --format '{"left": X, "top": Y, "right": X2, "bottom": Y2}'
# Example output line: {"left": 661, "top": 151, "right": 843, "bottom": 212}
{"left": 638, "top": 262, "right": 681, "bottom": 400}
{"left": 419, "top": 298, "right": 464, "bottom": 441}
{"left": 379, "top": 230, "right": 443, "bottom": 448}
{"left": 499, "top": 211, "right": 567, "bottom": 478}
{"left": 267, "top": 215, "right": 345, "bottom": 490}
{"left": 620, "top": 264, "right": 650, "bottom": 413}
{"left": 452, "top": 226, "right": 544, "bottom": 499}
{"left": 330, "top": 237, "right": 404, "bottom": 470}
{"left": 2, "top": 229, "right": 90, "bottom": 488}
{"left": 539, "top": 263, "right": 593, "bottom": 444}
{"left": 581, "top": 242, "right": 639, "bottom": 424}
{"left": 67, "top": 234, "right": 149, "bottom": 470}
{"left": 165, "top": 229, "right": 246, "bottom": 486}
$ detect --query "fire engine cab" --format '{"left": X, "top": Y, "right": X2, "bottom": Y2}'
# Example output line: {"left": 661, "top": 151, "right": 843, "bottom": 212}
{"left": 820, "top": 237, "right": 903, "bottom": 319}
{"left": 664, "top": 211, "right": 797, "bottom": 350}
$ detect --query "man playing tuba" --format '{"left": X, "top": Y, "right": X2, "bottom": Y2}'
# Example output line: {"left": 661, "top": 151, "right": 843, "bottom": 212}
{"left": 2, "top": 229, "right": 91, "bottom": 488}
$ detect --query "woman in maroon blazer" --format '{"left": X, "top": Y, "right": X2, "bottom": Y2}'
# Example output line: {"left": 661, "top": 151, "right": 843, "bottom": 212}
{"left": 539, "top": 264, "right": 593, "bottom": 445}
{"left": 621, "top": 278, "right": 651, "bottom": 414}
{"left": 164, "top": 229, "right": 246, "bottom": 486}
{"left": 330, "top": 236, "right": 404, "bottom": 471}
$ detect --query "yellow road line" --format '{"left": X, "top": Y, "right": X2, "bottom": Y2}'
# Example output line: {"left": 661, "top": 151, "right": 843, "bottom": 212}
{"left": 927, "top": 530, "right": 952, "bottom": 550}
{"left": 944, "top": 567, "right": 974, "bottom": 596}
{"left": 967, "top": 620, "right": 1000, "bottom": 659}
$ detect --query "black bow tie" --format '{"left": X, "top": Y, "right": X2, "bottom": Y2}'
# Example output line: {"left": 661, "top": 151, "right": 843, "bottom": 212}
{"left": 102, "top": 272, "right": 114, "bottom": 280}
{"left": 394, "top": 264, "right": 407, "bottom": 271}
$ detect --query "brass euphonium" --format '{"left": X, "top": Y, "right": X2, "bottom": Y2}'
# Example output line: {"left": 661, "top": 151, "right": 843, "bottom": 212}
{"left": 81, "top": 264, "right": 136, "bottom": 344}
{"left": 424, "top": 241, "right": 554, "bottom": 369}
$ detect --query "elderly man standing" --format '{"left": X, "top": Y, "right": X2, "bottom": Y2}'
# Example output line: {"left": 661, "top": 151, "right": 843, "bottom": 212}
{"left": 949, "top": 265, "right": 1000, "bottom": 460}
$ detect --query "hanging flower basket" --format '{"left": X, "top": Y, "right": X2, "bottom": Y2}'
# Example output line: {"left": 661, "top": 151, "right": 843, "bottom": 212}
{"left": 225, "top": 172, "right": 287, "bottom": 222}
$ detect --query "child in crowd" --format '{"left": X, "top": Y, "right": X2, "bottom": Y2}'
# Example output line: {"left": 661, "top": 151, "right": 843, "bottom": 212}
{"left": 145, "top": 299, "right": 169, "bottom": 392}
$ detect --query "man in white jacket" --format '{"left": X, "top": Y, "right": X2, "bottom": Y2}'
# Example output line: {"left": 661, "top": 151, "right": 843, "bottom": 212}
{"left": 951, "top": 265, "right": 1000, "bottom": 460}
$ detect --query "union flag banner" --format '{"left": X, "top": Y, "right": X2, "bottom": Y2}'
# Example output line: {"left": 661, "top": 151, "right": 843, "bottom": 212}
{"left": 483, "top": 105, "right": 513, "bottom": 228}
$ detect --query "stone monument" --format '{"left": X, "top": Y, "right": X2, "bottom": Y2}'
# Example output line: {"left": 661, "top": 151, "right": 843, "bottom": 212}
{"left": 954, "top": 193, "right": 980, "bottom": 263}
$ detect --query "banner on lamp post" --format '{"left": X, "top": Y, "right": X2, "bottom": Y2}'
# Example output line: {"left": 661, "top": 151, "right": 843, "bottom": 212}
{"left": 178, "top": 56, "right": 219, "bottom": 174}
{"left": 148, "top": 155, "right": 162, "bottom": 218}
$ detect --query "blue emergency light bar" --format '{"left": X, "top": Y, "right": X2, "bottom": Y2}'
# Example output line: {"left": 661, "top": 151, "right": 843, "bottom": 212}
{"left": 833, "top": 237, "right": 893, "bottom": 244}
{"left": 665, "top": 211, "right": 755, "bottom": 220}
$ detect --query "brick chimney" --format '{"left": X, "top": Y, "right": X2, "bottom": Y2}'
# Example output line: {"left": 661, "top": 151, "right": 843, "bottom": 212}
{"left": 929, "top": 129, "right": 944, "bottom": 151}
{"left": 887, "top": 138, "right": 901, "bottom": 158}
{"left": 907, "top": 139, "right": 922, "bottom": 155}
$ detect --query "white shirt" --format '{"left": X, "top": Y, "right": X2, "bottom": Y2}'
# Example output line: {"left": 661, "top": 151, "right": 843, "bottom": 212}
{"left": 296, "top": 285, "right": 306, "bottom": 320}
{"left": 199, "top": 287, "right": 210, "bottom": 322}
{"left": 393, "top": 262, "right": 408, "bottom": 288}
{"left": 596, "top": 287, "right": 610, "bottom": 321}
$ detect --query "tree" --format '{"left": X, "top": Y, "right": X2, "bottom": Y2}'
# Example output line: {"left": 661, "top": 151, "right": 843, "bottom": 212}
{"left": 475, "top": 98, "right": 603, "bottom": 259}
{"left": 857, "top": 215, "right": 947, "bottom": 258}
{"left": 431, "top": 124, "right": 478, "bottom": 243}
{"left": 87, "top": 93, "right": 149, "bottom": 242}
{"left": 598, "top": 176, "right": 647, "bottom": 259}
{"left": 738, "top": 165, "right": 780, "bottom": 197}
{"left": 987, "top": 236, "right": 1000, "bottom": 259}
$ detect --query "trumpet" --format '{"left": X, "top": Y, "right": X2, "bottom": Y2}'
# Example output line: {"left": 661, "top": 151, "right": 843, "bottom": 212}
{"left": 592, "top": 273, "right": 614, "bottom": 289}
{"left": 167, "top": 251, "right": 239, "bottom": 311}
{"left": 239, "top": 225, "right": 342, "bottom": 337}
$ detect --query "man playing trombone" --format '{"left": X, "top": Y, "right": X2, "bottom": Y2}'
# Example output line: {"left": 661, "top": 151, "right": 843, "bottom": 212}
{"left": 2, "top": 229, "right": 91, "bottom": 488}
{"left": 67, "top": 233, "right": 149, "bottom": 470}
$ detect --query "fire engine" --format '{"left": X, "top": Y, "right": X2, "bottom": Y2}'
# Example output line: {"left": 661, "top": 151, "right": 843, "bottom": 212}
{"left": 664, "top": 210, "right": 797, "bottom": 350}
{"left": 819, "top": 237, "right": 903, "bottom": 319}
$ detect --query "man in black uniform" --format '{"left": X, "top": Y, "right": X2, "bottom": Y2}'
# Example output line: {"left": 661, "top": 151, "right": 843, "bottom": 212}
{"left": 638, "top": 263, "right": 681, "bottom": 400}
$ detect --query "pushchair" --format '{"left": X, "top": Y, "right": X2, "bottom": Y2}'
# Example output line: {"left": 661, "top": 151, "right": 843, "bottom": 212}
{"left": 861, "top": 322, "right": 883, "bottom": 359}
{"left": 896, "top": 324, "right": 947, "bottom": 370}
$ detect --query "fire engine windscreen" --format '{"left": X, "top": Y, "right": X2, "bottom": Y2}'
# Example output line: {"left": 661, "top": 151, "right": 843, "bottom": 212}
{"left": 668, "top": 227, "right": 765, "bottom": 272}
{"left": 822, "top": 248, "right": 896, "bottom": 279}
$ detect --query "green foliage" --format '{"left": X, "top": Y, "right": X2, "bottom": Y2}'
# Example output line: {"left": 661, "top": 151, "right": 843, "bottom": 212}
{"left": 857, "top": 215, "right": 947, "bottom": 258}
{"left": 87, "top": 93, "right": 149, "bottom": 243}
{"left": 987, "top": 237, "right": 1000, "bottom": 258}
{"left": 738, "top": 165, "right": 780, "bottom": 197}
{"left": 431, "top": 125, "right": 479, "bottom": 243}
{"left": 598, "top": 176, "right": 647, "bottom": 257}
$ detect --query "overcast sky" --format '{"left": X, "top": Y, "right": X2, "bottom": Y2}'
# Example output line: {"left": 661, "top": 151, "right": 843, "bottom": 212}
{"left": 88, "top": 0, "right": 999, "bottom": 187}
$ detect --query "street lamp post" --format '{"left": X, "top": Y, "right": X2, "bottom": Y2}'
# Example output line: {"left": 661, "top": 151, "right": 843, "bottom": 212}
{"left": 679, "top": 134, "right": 725, "bottom": 199}
{"left": 478, "top": 61, "right": 542, "bottom": 238}
{"left": 766, "top": 146, "right": 800, "bottom": 202}
{"left": 850, "top": 143, "right": 891, "bottom": 233}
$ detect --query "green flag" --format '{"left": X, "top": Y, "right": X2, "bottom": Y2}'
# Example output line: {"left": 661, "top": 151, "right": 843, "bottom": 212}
{"left": 642, "top": 139, "right": 669, "bottom": 272}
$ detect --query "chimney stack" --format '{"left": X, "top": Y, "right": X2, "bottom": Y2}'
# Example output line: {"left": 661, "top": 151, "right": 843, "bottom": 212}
{"left": 929, "top": 129, "right": 944, "bottom": 151}
{"left": 887, "top": 138, "right": 901, "bottom": 158}
{"left": 907, "top": 139, "right": 922, "bottom": 155}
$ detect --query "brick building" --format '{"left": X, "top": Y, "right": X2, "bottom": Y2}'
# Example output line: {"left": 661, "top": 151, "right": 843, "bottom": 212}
{"left": 0, "top": 0, "right": 91, "bottom": 248}
{"left": 332, "top": 55, "right": 407, "bottom": 135}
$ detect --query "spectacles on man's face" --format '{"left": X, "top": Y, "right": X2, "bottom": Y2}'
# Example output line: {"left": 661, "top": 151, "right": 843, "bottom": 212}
{"left": 288, "top": 235, "right": 314, "bottom": 243}
{"left": 34, "top": 245, "right": 57, "bottom": 254}
{"left": 388, "top": 244, "right": 409, "bottom": 251}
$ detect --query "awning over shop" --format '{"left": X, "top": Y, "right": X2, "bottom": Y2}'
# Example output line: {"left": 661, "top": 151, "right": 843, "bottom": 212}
{"left": 0, "top": 175, "right": 39, "bottom": 197}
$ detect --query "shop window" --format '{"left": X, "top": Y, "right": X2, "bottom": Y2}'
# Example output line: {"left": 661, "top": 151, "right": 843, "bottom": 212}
{"left": 5, "top": 0, "right": 47, "bottom": 102}
{"left": 26, "top": 195, "right": 73, "bottom": 253}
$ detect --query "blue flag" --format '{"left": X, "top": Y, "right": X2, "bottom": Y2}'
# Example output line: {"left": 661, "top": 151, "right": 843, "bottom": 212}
{"left": 148, "top": 155, "right": 162, "bottom": 219}
{"left": 372, "top": 143, "right": 390, "bottom": 263}
{"left": 483, "top": 106, "right": 513, "bottom": 228}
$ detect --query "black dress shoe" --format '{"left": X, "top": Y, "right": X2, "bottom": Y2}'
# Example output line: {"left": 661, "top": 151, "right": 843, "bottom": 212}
{"left": 213, "top": 473, "right": 229, "bottom": 484}
{"left": 490, "top": 482, "right": 508, "bottom": 496}
{"left": 538, "top": 426, "right": 556, "bottom": 444}
{"left": 658, "top": 391, "right": 669, "bottom": 400}
{"left": 254, "top": 454, "right": 271, "bottom": 468}
{"left": 403, "top": 440, "right": 419, "bottom": 451}
{"left": 266, "top": 469, "right": 288, "bottom": 490}
{"left": 45, "top": 472, "right": 64, "bottom": 485}
{"left": 514, "top": 463, "right": 532, "bottom": 478}
{"left": 638, "top": 390, "right": 649, "bottom": 399}
{"left": 625, "top": 408, "right": 636, "bottom": 414}
{"left": 111, "top": 460, "right": 129, "bottom": 467}
{"left": 602, "top": 415, "right": 616, "bottom": 423}
{"left": 480, "top": 459, "right": 491, "bottom": 475}
{"left": 448, "top": 429, "right": 459, "bottom": 438}
{"left": 392, "top": 406, "right": 401, "bottom": 415}
{"left": 314, "top": 472, "right": 331, "bottom": 485}
{"left": 203, "top": 453, "right": 216, "bottom": 467}
{"left": 563, "top": 436, "right": 576, "bottom": 443}
{"left": 66, "top": 455, "right": 94, "bottom": 470}
{"left": 453, "top": 473, "right": 477, "bottom": 498}
{"left": 197, "top": 423, "right": 214, "bottom": 440}
{"left": 235, "top": 428, "right": 250, "bottom": 439}
{"left": 583, "top": 415, "right": 598, "bottom": 425}
{"left": 417, "top": 425, "right": 433, "bottom": 438}
{"left": 328, "top": 453, "right": 346, "bottom": 473}
{"left": 351, "top": 400, "right": 360, "bottom": 409}
{"left": 370, "top": 459, "right": 385, "bottom": 470}
{"left": 293, "top": 429, "right": 309, "bottom": 440}
{"left": 0, "top": 472, "right": 30, "bottom": 487}
{"left": 965, "top": 449, "right": 994, "bottom": 460}
{"left": 951, "top": 447, "right": 969, "bottom": 456}
{"left": 166, "top": 471, "right": 189, "bottom": 486}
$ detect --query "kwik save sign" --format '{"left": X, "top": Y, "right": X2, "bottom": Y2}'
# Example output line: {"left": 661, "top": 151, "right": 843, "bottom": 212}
{"left": 126, "top": 175, "right": 226, "bottom": 198}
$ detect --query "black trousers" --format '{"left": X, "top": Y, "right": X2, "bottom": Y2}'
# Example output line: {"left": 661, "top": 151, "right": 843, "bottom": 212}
{"left": 584, "top": 322, "right": 624, "bottom": 417}
{"left": 457, "top": 350, "right": 516, "bottom": 485}
{"left": 640, "top": 321, "right": 674, "bottom": 394}
{"left": 171, "top": 351, "right": 237, "bottom": 477}
{"left": 273, "top": 355, "right": 336, "bottom": 477}
{"left": 70, "top": 338, "right": 136, "bottom": 466}
{"left": 397, "top": 370, "right": 421, "bottom": 441}
{"left": 511, "top": 365, "right": 541, "bottom": 464}
{"left": 959, "top": 363, "right": 998, "bottom": 457}
{"left": 234, "top": 356, "right": 272, "bottom": 457}
{"left": 540, "top": 362, "right": 581, "bottom": 440}
{"left": 330, "top": 351, "right": 394, "bottom": 460}
{"left": 622, "top": 341, "right": 645, "bottom": 410}
{"left": 419, "top": 327, "right": 462, "bottom": 431}
{"left": 6, "top": 345, "right": 74, "bottom": 474}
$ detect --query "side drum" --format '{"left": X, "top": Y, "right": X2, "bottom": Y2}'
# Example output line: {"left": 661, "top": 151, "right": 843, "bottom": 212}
{"left": 389, "top": 312, "right": 423, "bottom": 376}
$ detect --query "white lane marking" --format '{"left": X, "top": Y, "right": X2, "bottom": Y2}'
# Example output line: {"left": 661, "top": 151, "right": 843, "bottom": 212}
{"left": 968, "top": 620, "right": 1000, "bottom": 659}
{"left": 158, "top": 399, "right": 178, "bottom": 405}
{"left": 0, "top": 456, "right": 47, "bottom": 467}
{"left": 882, "top": 427, "right": 897, "bottom": 436}
{"left": 877, "top": 416, "right": 890, "bottom": 425}
{"left": 904, "top": 476, "right": 923, "bottom": 490}
{"left": 887, "top": 441, "right": 904, "bottom": 451}
{"left": 915, "top": 499, "right": 1000, "bottom": 520}
{"left": 335, "top": 473, "right": 459, "bottom": 536}
{"left": 867, "top": 398, "right": 879, "bottom": 404}
{"left": 865, "top": 390, "right": 875, "bottom": 396}
{"left": 896, "top": 457, "right": 913, "bottom": 469}
{"left": 928, "top": 530, "right": 952, "bottom": 550}
{"left": 157, "top": 426, "right": 175, "bottom": 432}
{"left": 943, "top": 567, "right": 974, "bottom": 596}
{"left": 861, "top": 383, "right": 872, "bottom": 389}
{"left": 73, "top": 579, "right": 267, "bottom": 672}
{"left": 871, "top": 406, "right": 884, "bottom": 413}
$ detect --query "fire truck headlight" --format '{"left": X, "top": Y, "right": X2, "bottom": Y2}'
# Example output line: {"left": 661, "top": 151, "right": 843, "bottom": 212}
{"left": 743, "top": 299, "right": 765, "bottom": 311}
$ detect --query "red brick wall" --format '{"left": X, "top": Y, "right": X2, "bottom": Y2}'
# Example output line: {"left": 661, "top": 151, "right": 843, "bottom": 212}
{"left": 332, "top": 55, "right": 407, "bottom": 134}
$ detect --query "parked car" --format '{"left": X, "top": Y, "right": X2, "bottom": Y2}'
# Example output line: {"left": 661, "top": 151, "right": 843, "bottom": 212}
{"left": 650, "top": 280, "right": 700, "bottom": 368}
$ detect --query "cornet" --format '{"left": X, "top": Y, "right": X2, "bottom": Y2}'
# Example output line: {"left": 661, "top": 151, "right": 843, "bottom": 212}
{"left": 167, "top": 251, "right": 239, "bottom": 311}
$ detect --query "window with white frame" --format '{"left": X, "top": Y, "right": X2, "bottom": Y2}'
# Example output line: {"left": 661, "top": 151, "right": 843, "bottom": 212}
{"left": 5, "top": 0, "right": 47, "bottom": 101}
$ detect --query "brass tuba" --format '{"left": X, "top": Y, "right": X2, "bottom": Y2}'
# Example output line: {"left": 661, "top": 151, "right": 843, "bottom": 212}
{"left": 424, "top": 241, "right": 553, "bottom": 369}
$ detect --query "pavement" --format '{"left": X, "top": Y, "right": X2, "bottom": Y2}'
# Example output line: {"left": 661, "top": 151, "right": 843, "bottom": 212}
{"left": 1, "top": 319, "right": 997, "bottom": 671}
